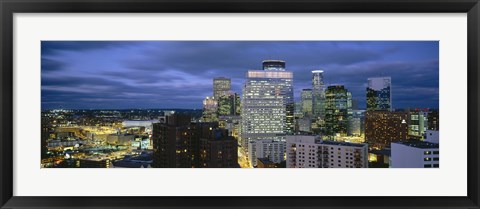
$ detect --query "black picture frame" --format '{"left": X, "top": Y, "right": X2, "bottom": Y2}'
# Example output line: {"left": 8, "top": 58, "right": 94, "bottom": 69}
{"left": 1, "top": 0, "right": 479, "bottom": 208}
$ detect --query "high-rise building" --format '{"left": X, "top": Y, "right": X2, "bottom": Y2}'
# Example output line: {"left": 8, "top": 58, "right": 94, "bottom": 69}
{"left": 217, "top": 92, "right": 241, "bottom": 116}
{"left": 152, "top": 114, "right": 193, "bottom": 168}
{"left": 293, "top": 102, "right": 303, "bottom": 118}
{"left": 407, "top": 109, "right": 429, "bottom": 140}
{"left": 213, "top": 77, "right": 231, "bottom": 99}
{"left": 324, "top": 85, "right": 352, "bottom": 139}
{"left": 286, "top": 135, "right": 368, "bottom": 168}
{"left": 41, "top": 116, "right": 52, "bottom": 159}
{"left": 366, "top": 77, "right": 392, "bottom": 111}
{"left": 348, "top": 110, "right": 365, "bottom": 137}
{"left": 301, "top": 89, "right": 313, "bottom": 117}
{"left": 391, "top": 140, "right": 439, "bottom": 168}
{"left": 241, "top": 60, "right": 294, "bottom": 166}
{"left": 199, "top": 128, "right": 239, "bottom": 168}
{"left": 365, "top": 111, "right": 408, "bottom": 149}
{"left": 312, "top": 70, "right": 326, "bottom": 120}
{"left": 202, "top": 96, "right": 218, "bottom": 122}
{"left": 152, "top": 114, "right": 238, "bottom": 168}
{"left": 427, "top": 109, "right": 439, "bottom": 130}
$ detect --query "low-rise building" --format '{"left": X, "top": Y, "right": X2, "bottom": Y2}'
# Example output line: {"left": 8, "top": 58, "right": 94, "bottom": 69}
{"left": 257, "top": 158, "right": 276, "bottom": 168}
{"left": 248, "top": 140, "right": 286, "bottom": 167}
{"left": 391, "top": 140, "right": 439, "bottom": 168}
{"left": 286, "top": 135, "right": 368, "bottom": 168}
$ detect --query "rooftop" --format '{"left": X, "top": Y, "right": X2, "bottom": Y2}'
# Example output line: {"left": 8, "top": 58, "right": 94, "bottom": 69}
{"left": 393, "top": 140, "right": 439, "bottom": 149}
{"left": 257, "top": 158, "right": 275, "bottom": 165}
{"left": 369, "top": 149, "right": 391, "bottom": 156}
{"left": 319, "top": 140, "right": 367, "bottom": 148}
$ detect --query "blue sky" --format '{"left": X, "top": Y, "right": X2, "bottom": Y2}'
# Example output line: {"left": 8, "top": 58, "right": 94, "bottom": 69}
{"left": 41, "top": 41, "right": 439, "bottom": 109}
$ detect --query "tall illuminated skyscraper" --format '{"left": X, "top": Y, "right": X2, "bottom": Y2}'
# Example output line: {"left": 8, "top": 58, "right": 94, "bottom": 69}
{"left": 241, "top": 60, "right": 294, "bottom": 166}
{"left": 324, "top": 85, "right": 352, "bottom": 139}
{"left": 312, "top": 70, "right": 326, "bottom": 120}
{"left": 213, "top": 77, "right": 231, "bottom": 99}
{"left": 366, "top": 77, "right": 392, "bottom": 111}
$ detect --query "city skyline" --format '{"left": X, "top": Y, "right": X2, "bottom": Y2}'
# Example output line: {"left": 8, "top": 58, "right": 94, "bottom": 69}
{"left": 42, "top": 41, "right": 439, "bottom": 110}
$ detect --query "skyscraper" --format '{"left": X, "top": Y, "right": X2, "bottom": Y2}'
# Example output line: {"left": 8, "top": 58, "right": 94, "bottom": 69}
{"left": 152, "top": 114, "right": 238, "bottom": 168}
{"left": 324, "top": 85, "right": 352, "bottom": 139}
{"left": 366, "top": 77, "right": 392, "bottom": 111}
{"left": 217, "top": 92, "right": 241, "bottom": 116}
{"left": 301, "top": 89, "right": 313, "bottom": 117}
{"left": 213, "top": 77, "right": 231, "bottom": 99}
{"left": 202, "top": 96, "right": 218, "bottom": 122}
{"left": 312, "top": 70, "right": 326, "bottom": 133}
{"left": 241, "top": 60, "right": 293, "bottom": 166}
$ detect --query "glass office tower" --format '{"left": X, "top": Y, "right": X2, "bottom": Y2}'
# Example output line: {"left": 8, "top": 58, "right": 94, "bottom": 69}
{"left": 366, "top": 77, "right": 392, "bottom": 111}
{"left": 241, "top": 60, "right": 294, "bottom": 166}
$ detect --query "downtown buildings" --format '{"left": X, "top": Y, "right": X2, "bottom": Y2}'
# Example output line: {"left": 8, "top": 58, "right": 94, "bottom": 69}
{"left": 241, "top": 60, "right": 294, "bottom": 166}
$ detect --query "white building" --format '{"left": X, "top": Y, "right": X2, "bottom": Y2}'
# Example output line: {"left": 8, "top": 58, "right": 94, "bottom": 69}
{"left": 286, "top": 135, "right": 368, "bottom": 168}
{"left": 391, "top": 141, "right": 439, "bottom": 168}
{"left": 248, "top": 140, "right": 286, "bottom": 167}
{"left": 425, "top": 130, "right": 439, "bottom": 144}
{"left": 241, "top": 60, "right": 293, "bottom": 166}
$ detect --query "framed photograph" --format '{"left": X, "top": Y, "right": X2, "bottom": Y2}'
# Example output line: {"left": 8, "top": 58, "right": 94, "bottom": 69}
{"left": 1, "top": 0, "right": 479, "bottom": 208}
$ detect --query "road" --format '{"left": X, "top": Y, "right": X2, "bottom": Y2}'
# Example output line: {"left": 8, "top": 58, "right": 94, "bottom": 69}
{"left": 238, "top": 147, "right": 252, "bottom": 168}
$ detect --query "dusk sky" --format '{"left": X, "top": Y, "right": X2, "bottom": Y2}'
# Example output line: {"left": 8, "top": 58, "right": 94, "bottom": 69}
{"left": 41, "top": 41, "right": 439, "bottom": 110}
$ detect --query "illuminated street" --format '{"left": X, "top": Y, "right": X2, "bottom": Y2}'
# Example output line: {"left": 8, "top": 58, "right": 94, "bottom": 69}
{"left": 238, "top": 147, "right": 252, "bottom": 168}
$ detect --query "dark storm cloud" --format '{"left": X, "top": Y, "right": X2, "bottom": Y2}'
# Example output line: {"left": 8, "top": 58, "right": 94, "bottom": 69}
{"left": 41, "top": 41, "right": 438, "bottom": 109}
{"left": 41, "top": 58, "right": 66, "bottom": 72}
{"left": 41, "top": 41, "right": 135, "bottom": 56}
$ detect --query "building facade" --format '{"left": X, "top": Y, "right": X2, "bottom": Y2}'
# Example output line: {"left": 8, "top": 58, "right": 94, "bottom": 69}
{"left": 248, "top": 140, "right": 286, "bottom": 166}
{"left": 217, "top": 92, "right": 241, "bottom": 116}
{"left": 199, "top": 128, "right": 239, "bottom": 168}
{"left": 286, "top": 135, "right": 368, "bottom": 168}
{"left": 311, "top": 70, "right": 326, "bottom": 121}
{"left": 407, "top": 109, "right": 429, "bottom": 140}
{"left": 152, "top": 114, "right": 238, "bottom": 168}
{"left": 366, "top": 77, "right": 392, "bottom": 111}
{"left": 391, "top": 141, "right": 439, "bottom": 168}
{"left": 241, "top": 60, "right": 294, "bottom": 166}
{"left": 213, "top": 77, "right": 231, "bottom": 99}
{"left": 301, "top": 88, "right": 313, "bottom": 117}
{"left": 324, "top": 85, "right": 352, "bottom": 139}
{"left": 427, "top": 109, "right": 439, "bottom": 131}
{"left": 202, "top": 96, "right": 218, "bottom": 122}
{"left": 365, "top": 111, "right": 409, "bottom": 149}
